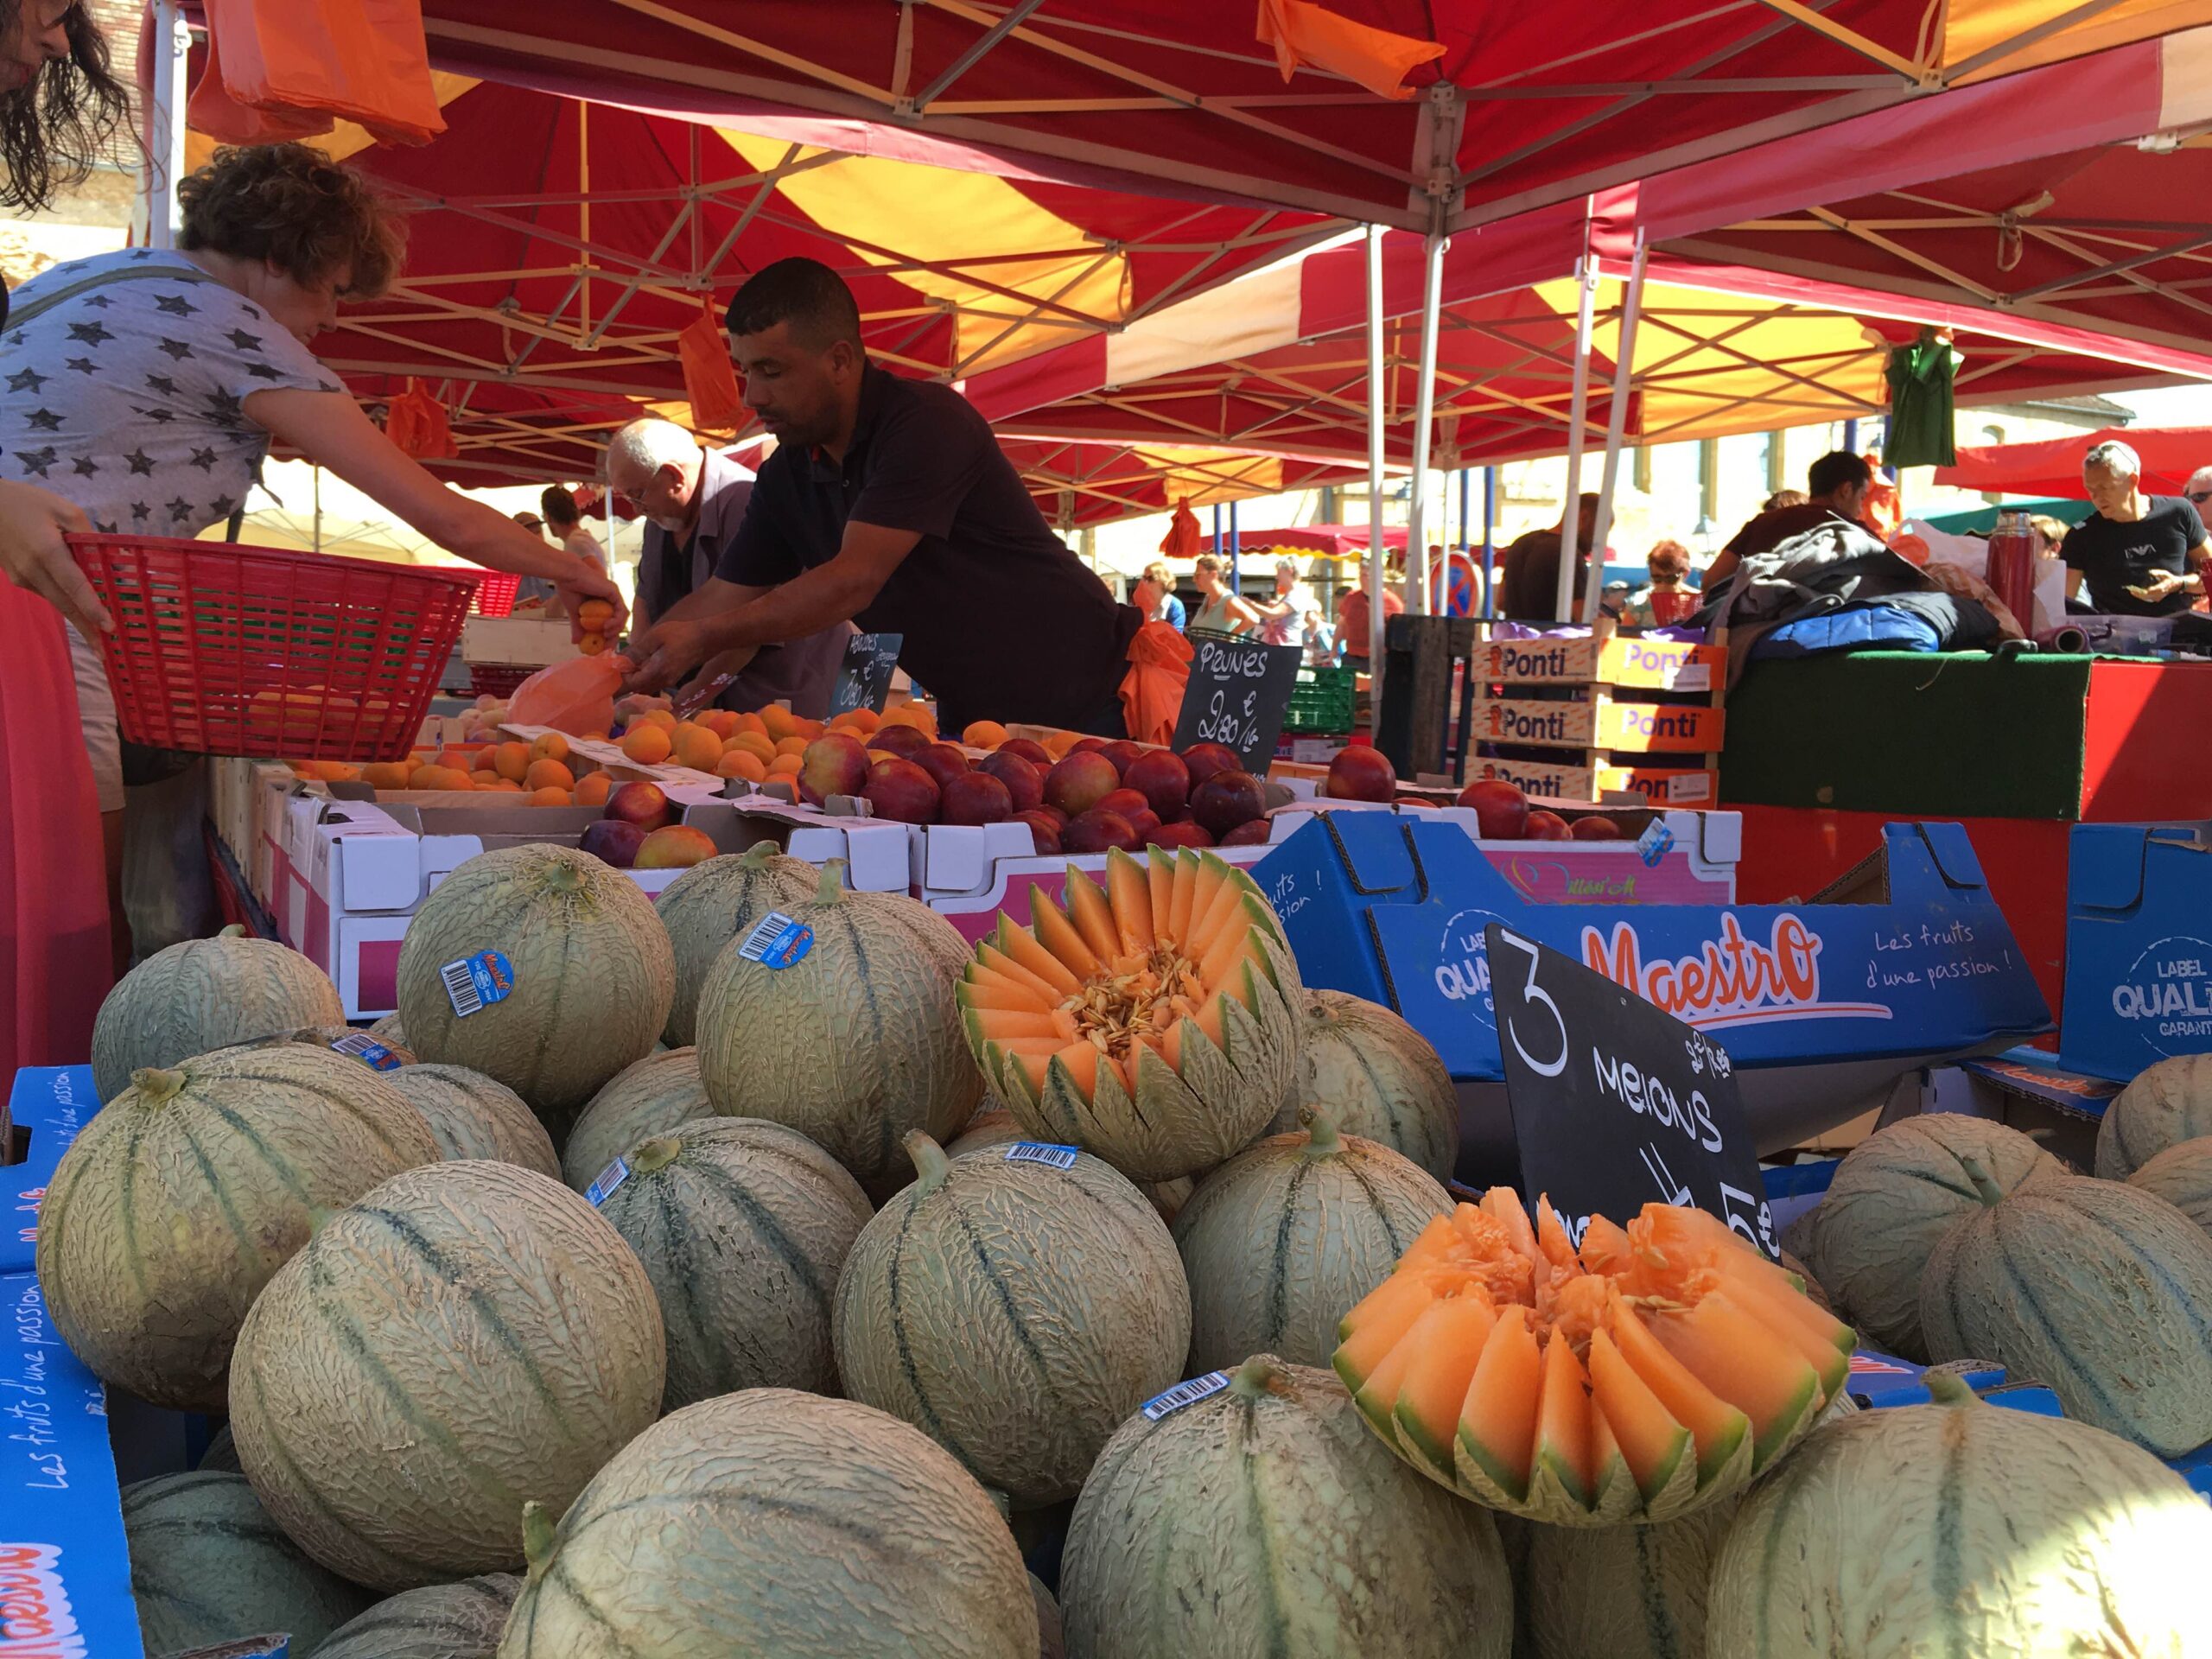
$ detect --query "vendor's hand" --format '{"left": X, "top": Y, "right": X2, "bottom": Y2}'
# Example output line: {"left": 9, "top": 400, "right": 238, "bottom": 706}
{"left": 0, "top": 481, "right": 110, "bottom": 639}
{"left": 559, "top": 567, "right": 628, "bottom": 643}
{"left": 620, "top": 615, "right": 715, "bottom": 695}
{"left": 2127, "top": 569, "right": 2188, "bottom": 603}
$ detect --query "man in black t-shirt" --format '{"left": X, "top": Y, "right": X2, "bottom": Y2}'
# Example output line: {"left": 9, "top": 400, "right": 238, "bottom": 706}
{"left": 2061, "top": 439, "right": 2209, "bottom": 616}
{"left": 618, "top": 258, "right": 1136, "bottom": 733}
{"left": 1704, "top": 451, "right": 1874, "bottom": 598}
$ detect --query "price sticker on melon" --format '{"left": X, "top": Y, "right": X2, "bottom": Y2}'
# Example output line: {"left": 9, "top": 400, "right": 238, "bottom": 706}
{"left": 738, "top": 911, "right": 814, "bottom": 970}
{"left": 327, "top": 1031, "right": 401, "bottom": 1071}
{"left": 1003, "top": 1142, "right": 1079, "bottom": 1171}
{"left": 438, "top": 950, "right": 514, "bottom": 1019}
{"left": 586, "top": 1156, "right": 632, "bottom": 1207}
{"left": 1141, "top": 1370, "right": 1232, "bottom": 1421}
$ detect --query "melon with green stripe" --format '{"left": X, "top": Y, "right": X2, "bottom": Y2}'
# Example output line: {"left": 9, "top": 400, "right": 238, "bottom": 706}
{"left": 1519, "top": 1497, "right": 1738, "bottom": 1658}
{"left": 1171, "top": 1105, "right": 1450, "bottom": 1373}
{"left": 831, "top": 1130, "right": 1188, "bottom": 1508}
{"left": 1810, "top": 1112, "right": 2060, "bottom": 1360}
{"left": 559, "top": 1046, "right": 713, "bottom": 1191}
{"left": 697, "top": 861, "right": 982, "bottom": 1198}
{"left": 1920, "top": 1161, "right": 2212, "bottom": 1453}
{"left": 396, "top": 842, "right": 675, "bottom": 1140}
{"left": 1707, "top": 1372, "right": 2212, "bottom": 1655}
{"left": 122, "top": 1470, "right": 375, "bottom": 1656}
{"left": 226, "top": 1023, "right": 420, "bottom": 1066}
{"left": 227, "top": 1160, "right": 665, "bottom": 1590}
{"left": 388, "top": 1064, "right": 559, "bottom": 1178}
{"left": 958, "top": 848, "right": 1302, "bottom": 1183}
{"left": 315, "top": 1573, "right": 522, "bottom": 1659}
{"left": 496, "top": 1389, "right": 1037, "bottom": 1656}
{"left": 2096, "top": 1052, "right": 2212, "bottom": 1179}
{"left": 950, "top": 1103, "right": 1194, "bottom": 1224}
{"left": 588, "top": 1117, "right": 874, "bottom": 1411}
{"left": 1334, "top": 1188, "right": 1853, "bottom": 1527}
{"left": 90, "top": 925, "right": 346, "bottom": 1101}
{"left": 1267, "top": 988, "right": 1460, "bottom": 1182}
{"left": 2127, "top": 1135, "right": 2212, "bottom": 1237}
{"left": 35, "top": 1046, "right": 439, "bottom": 1412}
{"left": 1059, "top": 1357, "right": 1512, "bottom": 1658}
{"left": 654, "top": 842, "right": 821, "bottom": 1046}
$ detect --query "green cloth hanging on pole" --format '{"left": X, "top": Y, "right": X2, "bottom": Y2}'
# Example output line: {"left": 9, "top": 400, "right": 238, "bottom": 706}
{"left": 1884, "top": 329, "right": 1960, "bottom": 467}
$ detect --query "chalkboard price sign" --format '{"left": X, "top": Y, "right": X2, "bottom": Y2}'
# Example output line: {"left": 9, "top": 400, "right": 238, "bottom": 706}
{"left": 1171, "top": 630, "right": 1303, "bottom": 773}
{"left": 1483, "top": 922, "right": 1777, "bottom": 1259}
{"left": 830, "top": 632, "right": 903, "bottom": 717}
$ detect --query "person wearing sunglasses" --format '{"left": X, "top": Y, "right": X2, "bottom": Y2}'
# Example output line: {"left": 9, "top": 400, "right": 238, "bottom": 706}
{"left": 2184, "top": 466, "right": 2212, "bottom": 537}
{"left": 2059, "top": 440, "right": 2209, "bottom": 616}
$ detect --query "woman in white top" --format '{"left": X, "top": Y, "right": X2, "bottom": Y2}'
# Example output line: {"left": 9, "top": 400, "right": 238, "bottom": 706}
{"left": 543, "top": 484, "right": 608, "bottom": 575}
{"left": 1255, "top": 556, "right": 1321, "bottom": 650}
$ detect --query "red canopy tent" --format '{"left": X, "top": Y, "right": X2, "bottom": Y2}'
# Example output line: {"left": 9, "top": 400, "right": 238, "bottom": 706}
{"left": 1251, "top": 524, "right": 1409, "bottom": 555}
{"left": 1004, "top": 440, "right": 1362, "bottom": 530}
{"left": 1935, "top": 425, "right": 2212, "bottom": 496}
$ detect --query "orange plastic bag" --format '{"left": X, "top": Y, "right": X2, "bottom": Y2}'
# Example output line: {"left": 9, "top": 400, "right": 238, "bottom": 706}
{"left": 385, "top": 379, "right": 456, "bottom": 461}
{"left": 1159, "top": 498, "right": 1202, "bottom": 562}
{"left": 508, "top": 654, "right": 623, "bottom": 737}
{"left": 188, "top": 20, "right": 337, "bottom": 145}
{"left": 678, "top": 299, "right": 744, "bottom": 433}
{"left": 1120, "top": 620, "right": 1193, "bottom": 747}
{"left": 196, "top": 0, "right": 447, "bottom": 146}
{"left": 1255, "top": 0, "right": 1446, "bottom": 100}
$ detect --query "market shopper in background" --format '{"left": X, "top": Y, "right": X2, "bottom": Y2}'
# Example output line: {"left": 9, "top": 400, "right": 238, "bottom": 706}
{"left": 2060, "top": 439, "right": 2209, "bottom": 615}
{"left": 543, "top": 483, "right": 608, "bottom": 578}
{"left": 605, "top": 415, "right": 850, "bottom": 717}
{"left": 1618, "top": 540, "right": 1699, "bottom": 628}
{"left": 1703, "top": 452, "right": 1874, "bottom": 597}
{"left": 1338, "top": 571, "right": 1402, "bottom": 664}
{"left": 1498, "top": 492, "right": 1600, "bottom": 620}
{"left": 1190, "top": 550, "right": 1262, "bottom": 634}
{"left": 1132, "top": 559, "right": 1185, "bottom": 631}
{"left": 619, "top": 259, "right": 1137, "bottom": 733}
{"left": 2185, "top": 464, "right": 2212, "bottom": 536}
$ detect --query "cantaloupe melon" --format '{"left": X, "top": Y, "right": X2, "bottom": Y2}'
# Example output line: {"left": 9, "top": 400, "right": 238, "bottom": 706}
{"left": 90, "top": 925, "right": 345, "bottom": 1101}
{"left": 588, "top": 1117, "right": 873, "bottom": 1410}
{"left": 654, "top": 842, "right": 820, "bottom": 1046}
{"left": 832, "top": 1130, "right": 1189, "bottom": 1507}
{"left": 2097, "top": 1052, "right": 2212, "bottom": 1179}
{"left": 560, "top": 1046, "right": 713, "bottom": 1191}
{"left": 396, "top": 843, "right": 674, "bottom": 1137}
{"left": 1920, "top": 1163, "right": 2212, "bottom": 1453}
{"left": 1060, "top": 1357, "right": 1512, "bottom": 1658}
{"left": 497, "top": 1389, "right": 1037, "bottom": 1657}
{"left": 198, "top": 1423, "right": 240, "bottom": 1472}
{"left": 959, "top": 848, "right": 1302, "bottom": 1182}
{"left": 952, "top": 1103, "right": 1192, "bottom": 1223}
{"left": 225, "top": 1023, "right": 420, "bottom": 1067}
{"left": 1267, "top": 988, "right": 1459, "bottom": 1181}
{"left": 1031, "top": 1574, "right": 1065, "bottom": 1659}
{"left": 1521, "top": 1499, "right": 1738, "bottom": 1659}
{"left": 696, "top": 862, "right": 982, "bottom": 1196}
{"left": 1334, "top": 1190, "right": 1853, "bottom": 1526}
{"left": 2128, "top": 1135, "right": 2212, "bottom": 1238}
{"left": 314, "top": 1573, "right": 521, "bottom": 1659}
{"left": 370, "top": 1011, "right": 408, "bottom": 1049}
{"left": 228, "top": 1161, "right": 665, "bottom": 1590}
{"left": 1812, "top": 1112, "right": 2059, "bottom": 1359}
{"left": 123, "top": 1471, "right": 375, "bottom": 1656}
{"left": 36, "top": 1046, "right": 440, "bottom": 1412}
{"left": 1172, "top": 1106, "right": 1450, "bottom": 1372}
{"left": 1707, "top": 1373, "right": 2212, "bottom": 1655}
{"left": 388, "top": 1064, "right": 559, "bottom": 1177}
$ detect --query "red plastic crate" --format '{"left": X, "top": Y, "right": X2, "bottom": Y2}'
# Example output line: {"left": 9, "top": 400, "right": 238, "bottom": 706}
{"left": 467, "top": 662, "right": 534, "bottom": 700}
{"left": 471, "top": 569, "right": 520, "bottom": 616}
{"left": 71, "top": 534, "right": 479, "bottom": 762}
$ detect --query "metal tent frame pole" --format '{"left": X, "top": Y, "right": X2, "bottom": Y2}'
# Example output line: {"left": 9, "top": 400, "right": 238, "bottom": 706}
{"left": 1363, "top": 224, "right": 1387, "bottom": 695}
{"left": 1552, "top": 243, "right": 1603, "bottom": 623}
{"left": 1583, "top": 232, "right": 1649, "bottom": 623}
{"left": 1405, "top": 227, "right": 1446, "bottom": 617}
{"left": 143, "top": 0, "right": 187, "bottom": 248}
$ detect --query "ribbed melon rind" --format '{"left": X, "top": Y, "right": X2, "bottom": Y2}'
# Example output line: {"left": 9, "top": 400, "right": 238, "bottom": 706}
{"left": 396, "top": 843, "right": 674, "bottom": 1135}
{"left": 1522, "top": 1499, "right": 1739, "bottom": 1659}
{"left": 1919, "top": 1173, "right": 2212, "bottom": 1455}
{"left": 1706, "top": 1386, "right": 2212, "bottom": 1656}
{"left": 1058, "top": 1358, "right": 1512, "bottom": 1659}
{"left": 389, "top": 1063, "right": 559, "bottom": 1177}
{"left": 2127, "top": 1135, "right": 2212, "bottom": 1237}
{"left": 91, "top": 931, "right": 346, "bottom": 1103}
{"left": 653, "top": 847, "right": 819, "bottom": 1048}
{"left": 228, "top": 1161, "right": 666, "bottom": 1590}
{"left": 1434, "top": 1415, "right": 1701, "bottom": 1529}
{"left": 559, "top": 1046, "right": 712, "bottom": 1191}
{"left": 1268, "top": 988, "right": 1460, "bottom": 1182}
{"left": 35, "top": 1045, "right": 441, "bottom": 1413}
{"left": 496, "top": 1390, "right": 1037, "bottom": 1658}
{"left": 2098, "top": 1053, "right": 2212, "bottom": 1180}
{"left": 311, "top": 1573, "right": 522, "bottom": 1659}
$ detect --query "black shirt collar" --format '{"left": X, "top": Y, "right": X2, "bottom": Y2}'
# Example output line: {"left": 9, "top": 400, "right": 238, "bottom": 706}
{"left": 806, "top": 359, "right": 892, "bottom": 483}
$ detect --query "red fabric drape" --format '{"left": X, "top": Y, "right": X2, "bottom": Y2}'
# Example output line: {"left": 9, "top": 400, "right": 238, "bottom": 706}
{"left": 0, "top": 594, "right": 112, "bottom": 1074}
{"left": 1120, "top": 620, "right": 1194, "bottom": 747}
{"left": 192, "top": 0, "right": 447, "bottom": 146}
{"left": 677, "top": 299, "right": 743, "bottom": 432}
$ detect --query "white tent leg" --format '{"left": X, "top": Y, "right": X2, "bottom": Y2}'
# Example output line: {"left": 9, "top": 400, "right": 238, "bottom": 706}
{"left": 1552, "top": 248, "right": 1601, "bottom": 623}
{"left": 1584, "top": 232, "right": 1648, "bottom": 623}
{"left": 144, "top": 0, "right": 187, "bottom": 248}
{"left": 1406, "top": 227, "right": 1446, "bottom": 619}
{"left": 1364, "top": 223, "right": 1388, "bottom": 703}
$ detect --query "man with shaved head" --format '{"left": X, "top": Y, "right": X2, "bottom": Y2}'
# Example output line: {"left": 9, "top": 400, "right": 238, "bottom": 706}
{"left": 2060, "top": 439, "right": 2209, "bottom": 615}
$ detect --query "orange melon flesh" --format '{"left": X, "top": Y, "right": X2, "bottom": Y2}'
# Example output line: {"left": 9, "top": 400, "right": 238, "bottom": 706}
{"left": 1479, "top": 1186, "right": 1540, "bottom": 1264}
{"left": 1164, "top": 850, "right": 1200, "bottom": 944}
{"left": 1396, "top": 1214, "right": 1462, "bottom": 1273}
{"left": 1351, "top": 1311, "right": 1428, "bottom": 1439}
{"left": 1533, "top": 1325, "right": 1597, "bottom": 1507}
{"left": 976, "top": 939, "right": 1070, "bottom": 1003}
{"left": 991, "top": 925, "right": 1083, "bottom": 999}
{"left": 1103, "top": 854, "right": 1155, "bottom": 952}
{"left": 1389, "top": 1294, "right": 1499, "bottom": 1476}
{"left": 1644, "top": 1289, "right": 1820, "bottom": 1469}
{"left": 1716, "top": 1269, "right": 1855, "bottom": 1392}
{"left": 1185, "top": 858, "right": 1231, "bottom": 943}
{"left": 1535, "top": 1197, "right": 1578, "bottom": 1272}
{"left": 961, "top": 977, "right": 1052, "bottom": 1015}
{"left": 1064, "top": 872, "right": 1122, "bottom": 964}
{"left": 1030, "top": 897, "right": 1102, "bottom": 980}
{"left": 1145, "top": 855, "right": 1177, "bottom": 943}
{"left": 1603, "top": 1289, "right": 1751, "bottom": 1487}
{"left": 1336, "top": 1259, "right": 1450, "bottom": 1373}
{"left": 1456, "top": 1306, "right": 1542, "bottom": 1501}
{"left": 1586, "top": 1324, "right": 1692, "bottom": 1503}
{"left": 1578, "top": 1213, "right": 1633, "bottom": 1274}
{"left": 1194, "top": 913, "right": 1258, "bottom": 991}
{"left": 969, "top": 1008, "right": 1066, "bottom": 1043}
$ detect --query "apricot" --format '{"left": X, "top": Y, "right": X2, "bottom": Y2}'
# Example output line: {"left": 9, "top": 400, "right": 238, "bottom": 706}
{"left": 773, "top": 734, "right": 810, "bottom": 759}
{"left": 767, "top": 753, "right": 803, "bottom": 776}
{"left": 729, "top": 731, "right": 777, "bottom": 763}
{"left": 530, "top": 732, "right": 569, "bottom": 764}
{"left": 527, "top": 786, "right": 573, "bottom": 805}
{"left": 962, "top": 720, "right": 1009, "bottom": 749}
{"left": 361, "top": 761, "right": 411, "bottom": 791}
{"left": 573, "top": 772, "right": 613, "bottom": 807}
{"left": 490, "top": 741, "right": 531, "bottom": 783}
{"left": 621, "top": 724, "right": 674, "bottom": 765}
{"left": 671, "top": 723, "right": 724, "bottom": 770}
{"left": 577, "top": 633, "right": 608, "bottom": 656}
{"left": 575, "top": 599, "right": 614, "bottom": 631}
{"left": 470, "top": 769, "right": 502, "bottom": 787}
{"left": 524, "top": 759, "right": 575, "bottom": 791}
{"left": 716, "top": 748, "right": 767, "bottom": 784}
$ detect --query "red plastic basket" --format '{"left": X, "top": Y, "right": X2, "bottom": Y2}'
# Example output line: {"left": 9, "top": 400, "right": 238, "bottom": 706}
{"left": 471, "top": 569, "right": 520, "bottom": 616}
{"left": 71, "top": 534, "right": 480, "bottom": 762}
{"left": 467, "top": 662, "right": 534, "bottom": 700}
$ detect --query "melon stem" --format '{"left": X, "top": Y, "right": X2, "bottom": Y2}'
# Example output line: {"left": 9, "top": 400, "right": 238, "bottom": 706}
{"left": 1923, "top": 1371, "right": 1982, "bottom": 1408}
{"left": 130, "top": 1066, "right": 186, "bottom": 1104}
{"left": 1230, "top": 1355, "right": 1279, "bottom": 1398}
{"left": 815, "top": 859, "right": 849, "bottom": 905}
{"left": 217, "top": 923, "right": 245, "bottom": 940}
{"left": 739, "top": 840, "right": 777, "bottom": 868}
{"left": 630, "top": 1136, "right": 683, "bottom": 1177}
{"left": 1955, "top": 1154, "right": 2007, "bottom": 1209}
{"left": 1300, "top": 1107, "right": 1341, "bottom": 1159}
{"left": 905, "top": 1131, "right": 951, "bottom": 1194}
{"left": 520, "top": 1499, "right": 556, "bottom": 1579}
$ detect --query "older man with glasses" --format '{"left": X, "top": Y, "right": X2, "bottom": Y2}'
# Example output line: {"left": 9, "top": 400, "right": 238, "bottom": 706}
{"left": 2059, "top": 440, "right": 2209, "bottom": 616}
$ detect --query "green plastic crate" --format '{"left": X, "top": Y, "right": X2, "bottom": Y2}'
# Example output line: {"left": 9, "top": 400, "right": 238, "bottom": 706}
{"left": 1283, "top": 664, "right": 1356, "bottom": 734}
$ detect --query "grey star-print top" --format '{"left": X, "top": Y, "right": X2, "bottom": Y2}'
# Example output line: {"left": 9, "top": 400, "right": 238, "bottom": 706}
{"left": 0, "top": 248, "right": 340, "bottom": 536}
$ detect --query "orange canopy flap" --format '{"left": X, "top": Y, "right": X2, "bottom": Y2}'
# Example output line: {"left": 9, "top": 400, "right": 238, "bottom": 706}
{"left": 196, "top": 0, "right": 447, "bottom": 147}
{"left": 677, "top": 299, "right": 744, "bottom": 433}
{"left": 1255, "top": 0, "right": 1445, "bottom": 100}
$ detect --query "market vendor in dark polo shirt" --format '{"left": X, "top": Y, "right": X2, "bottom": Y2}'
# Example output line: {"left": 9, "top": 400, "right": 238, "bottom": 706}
{"left": 620, "top": 257, "right": 1138, "bottom": 733}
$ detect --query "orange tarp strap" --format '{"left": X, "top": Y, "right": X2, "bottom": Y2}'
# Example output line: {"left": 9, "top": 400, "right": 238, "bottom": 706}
{"left": 195, "top": 0, "right": 447, "bottom": 148}
{"left": 385, "top": 378, "right": 456, "bottom": 460}
{"left": 678, "top": 298, "right": 744, "bottom": 433}
{"left": 1255, "top": 0, "right": 1445, "bottom": 100}
{"left": 1121, "top": 620, "right": 1194, "bottom": 747}
{"left": 1159, "top": 499, "right": 1202, "bottom": 562}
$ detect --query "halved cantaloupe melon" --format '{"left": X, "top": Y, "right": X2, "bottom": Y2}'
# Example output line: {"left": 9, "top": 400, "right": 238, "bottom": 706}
{"left": 957, "top": 849, "right": 1302, "bottom": 1180}
{"left": 1336, "top": 1187, "right": 1854, "bottom": 1527}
